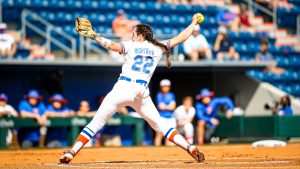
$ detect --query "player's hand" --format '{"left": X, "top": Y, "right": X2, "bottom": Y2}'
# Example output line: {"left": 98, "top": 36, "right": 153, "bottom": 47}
{"left": 216, "top": 34, "right": 224, "bottom": 41}
{"left": 192, "top": 14, "right": 198, "bottom": 24}
{"left": 192, "top": 13, "right": 204, "bottom": 25}
{"left": 210, "top": 118, "right": 219, "bottom": 126}
{"left": 75, "top": 17, "right": 99, "bottom": 40}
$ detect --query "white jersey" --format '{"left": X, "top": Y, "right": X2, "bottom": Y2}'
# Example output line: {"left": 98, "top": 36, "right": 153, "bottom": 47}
{"left": 0, "top": 104, "right": 18, "bottom": 117}
{"left": 120, "top": 40, "right": 169, "bottom": 84}
{"left": 174, "top": 105, "right": 196, "bottom": 122}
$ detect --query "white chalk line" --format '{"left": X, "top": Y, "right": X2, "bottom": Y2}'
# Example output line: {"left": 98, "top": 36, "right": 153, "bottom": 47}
{"left": 44, "top": 160, "right": 297, "bottom": 169}
{"left": 44, "top": 163, "right": 300, "bottom": 169}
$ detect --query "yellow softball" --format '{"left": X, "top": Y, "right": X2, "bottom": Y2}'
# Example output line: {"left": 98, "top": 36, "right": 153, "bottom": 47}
{"left": 196, "top": 13, "right": 204, "bottom": 24}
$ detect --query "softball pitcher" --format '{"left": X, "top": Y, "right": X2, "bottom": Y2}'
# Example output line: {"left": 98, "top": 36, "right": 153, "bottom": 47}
{"left": 60, "top": 13, "right": 205, "bottom": 164}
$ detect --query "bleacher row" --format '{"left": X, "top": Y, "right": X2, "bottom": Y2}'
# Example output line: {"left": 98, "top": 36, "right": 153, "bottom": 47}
{"left": 2, "top": 0, "right": 300, "bottom": 97}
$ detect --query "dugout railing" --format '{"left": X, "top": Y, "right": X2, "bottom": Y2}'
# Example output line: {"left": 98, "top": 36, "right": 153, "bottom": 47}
{"left": 0, "top": 115, "right": 144, "bottom": 149}
{"left": 1, "top": 115, "right": 300, "bottom": 148}
{"left": 213, "top": 115, "right": 300, "bottom": 139}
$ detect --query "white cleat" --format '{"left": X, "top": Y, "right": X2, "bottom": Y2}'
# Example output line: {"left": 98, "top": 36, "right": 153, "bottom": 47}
{"left": 188, "top": 147, "right": 205, "bottom": 163}
{"left": 59, "top": 150, "right": 75, "bottom": 164}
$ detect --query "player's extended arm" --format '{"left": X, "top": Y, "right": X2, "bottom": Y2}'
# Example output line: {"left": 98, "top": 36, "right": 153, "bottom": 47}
{"left": 75, "top": 17, "right": 122, "bottom": 53}
{"left": 168, "top": 13, "right": 202, "bottom": 48}
{"left": 94, "top": 37, "right": 122, "bottom": 53}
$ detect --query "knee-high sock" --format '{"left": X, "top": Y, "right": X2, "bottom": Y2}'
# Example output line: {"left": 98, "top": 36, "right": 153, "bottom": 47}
{"left": 71, "top": 126, "right": 96, "bottom": 154}
{"left": 164, "top": 128, "right": 193, "bottom": 152}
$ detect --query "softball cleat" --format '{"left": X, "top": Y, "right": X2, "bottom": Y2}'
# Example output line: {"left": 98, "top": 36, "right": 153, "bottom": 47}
{"left": 59, "top": 150, "right": 75, "bottom": 164}
{"left": 189, "top": 147, "right": 205, "bottom": 163}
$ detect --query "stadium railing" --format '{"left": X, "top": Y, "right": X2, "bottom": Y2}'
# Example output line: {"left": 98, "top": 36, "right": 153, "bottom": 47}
{"left": 213, "top": 115, "right": 300, "bottom": 139}
{"left": 0, "top": 115, "right": 144, "bottom": 148}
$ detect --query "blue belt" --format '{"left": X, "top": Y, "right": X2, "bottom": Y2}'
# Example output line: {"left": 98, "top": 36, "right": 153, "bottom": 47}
{"left": 119, "top": 76, "right": 147, "bottom": 86}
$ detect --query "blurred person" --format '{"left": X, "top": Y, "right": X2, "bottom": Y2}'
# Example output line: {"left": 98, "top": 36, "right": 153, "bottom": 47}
{"left": 18, "top": 90, "right": 47, "bottom": 148}
{"left": 112, "top": 9, "right": 140, "bottom": 40}
{"left": 214, "top": 26, "right": 239, "bottom": 61}
{"left": 238, "top": 3, "right": 255, "bottom": 31}
{"left": 174, "top": 96, "right": 196, "bottom": 144}
{"left": 155, "top": 79, "right": 176, "bottom": 146}
{"left": 255, "top": 38, "right": 285, "bottom": 74}
{"left": 277, "top": 96, "right": 293, "bottom": 116}
{"left": 77, "top": 100, "right": 96, "bottom": 117}
{"left": 60, "top": 14, "right": 206, "bottom": 164}
{"left": 216, "top": 5, "right": 239, "bottom": 31}
{"left": 0, "top": 93, "right": 18, "bottom": 146}
{"left": 265, "top": 95, "right": 293, "bottom": 116}
{"left": 0, "top": 23, "right": 17, "bottom": 59}
{"left": 45, "top": 94, "right": 74, "bottom": 148}
{"left": 183, "top": 25, "right": 212, "bottom": 61}
{"left": 195, "top": 88, "right": 235, "bottom": 144}
{"left": 28, "top": 45, "right": 55, "bottom": 60}
{"left": 0, "top": 93, "right": 18, "bottom": 118}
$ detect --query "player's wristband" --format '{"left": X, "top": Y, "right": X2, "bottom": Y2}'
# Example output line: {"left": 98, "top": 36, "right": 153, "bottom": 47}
{"left": 101, "top": 37, "right": 112, "bottom": 48}
{"left": 91, "top": 33, "right": 101, "bottom": 40}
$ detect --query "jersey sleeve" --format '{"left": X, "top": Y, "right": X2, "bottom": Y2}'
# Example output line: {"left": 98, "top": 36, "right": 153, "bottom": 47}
{"left": 173, "top": 107, "right": 180, "bottom": 119}
{"left": 161, "top": 39, "right": 170, "bottom": 48}
{"left": 200, "top": 35, "right": 209, "bottom": 48}
{"left": 120, "top": 40, "right": 133, "bottom": 55}
{"left": 18, "top": 100, "right": 30, "bottom": 112}
{"left": 156, "top": 93, "right": 163, "bottom": 105}
{"left": 190, "top": 107, "right": 196, "bottom": 118}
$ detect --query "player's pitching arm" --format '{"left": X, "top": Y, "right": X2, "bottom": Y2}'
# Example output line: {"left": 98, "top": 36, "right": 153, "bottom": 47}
{"left": 75, "top": 17, "right": 122, "bottom": 53}
{"left": 168, "top": 13, "right": 204, "bottom": 49}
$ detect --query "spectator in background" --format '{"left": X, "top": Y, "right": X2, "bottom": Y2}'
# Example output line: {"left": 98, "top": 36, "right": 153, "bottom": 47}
{"left": 255, "top": 38, "right": 285, "bottom": 74}
{"left": 28, "top": 45, "right": 55, "bottom": 60}
{"left": 238, "top": 3, "right": 255, "bottom": 31}
{"left": 0, "top": 93, "right": 18, "bottom": 146}
{"left": 277, "top": 96, "right": 293, "bottom": 116}
{"left": 0, "top": 23, "right": 17, "bottom": 59}
{"left": 216, "top": 5, "right": 239, "bottom": 31}
{"left": 76, "top": 100, "right": 96, "bottom": 117}
{"left": 195, "top": 88, "right": 235, "bottom": 144}
{"left": 0, "top": 93, "right": 18, "bottom": 118}
{"left": 174, "top": 96, "right": 195, "bottom": 144}
{"left": 45, "top": 94, "right": 74, "bottom": 148}
{"left": 112, "top": 9, "right": 140, "bottom": 40}
{"left": 265, "top": 95, "right": 293, "bottom": 116}
{"left": 214, "top": 26, "right": 239, "bottom": 61}
{"left": 183, "top": 25, "right": 212, "bottom": 61}
{"left": 18, "top": 90, "right": 47, "bottom": 148}
{"left": 155, "top": 79, "right": 176, "bottom": 146}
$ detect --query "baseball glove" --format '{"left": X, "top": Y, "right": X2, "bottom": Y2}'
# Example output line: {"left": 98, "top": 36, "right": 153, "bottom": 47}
{"left": 75, "top": 17, "right": 99, "bottom": 39}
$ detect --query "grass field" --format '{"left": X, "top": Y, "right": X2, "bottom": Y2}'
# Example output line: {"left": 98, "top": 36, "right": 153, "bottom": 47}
{"left": 1, "top": 144, "right": 300, "bottom": 169}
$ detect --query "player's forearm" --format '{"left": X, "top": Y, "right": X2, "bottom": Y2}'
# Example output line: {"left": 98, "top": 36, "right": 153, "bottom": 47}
{"left": 169, "top": 22, "right": 197, "bottom": 48}
{"left": 94, "top": 37, "right": 122, "bottom": 53}
{"left": 20, "top": 111, "right": 36, "bottom": 118}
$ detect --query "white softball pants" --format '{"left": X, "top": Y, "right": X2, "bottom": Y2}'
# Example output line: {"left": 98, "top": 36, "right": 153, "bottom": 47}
{"left": 84, "top": 80, "right": 171, "bottom": 138}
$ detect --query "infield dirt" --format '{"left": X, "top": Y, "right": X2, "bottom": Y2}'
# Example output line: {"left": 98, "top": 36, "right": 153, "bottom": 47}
{"left": 0, "top": 143, "right": 300, "bottom": 169}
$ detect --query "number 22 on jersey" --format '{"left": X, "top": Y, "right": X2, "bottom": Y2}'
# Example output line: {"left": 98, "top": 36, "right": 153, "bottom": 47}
{"left": 131, "top": 55, "right": 154, "bottom": 74}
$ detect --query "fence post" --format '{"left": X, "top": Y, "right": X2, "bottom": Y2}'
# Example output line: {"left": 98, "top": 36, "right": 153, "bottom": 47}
{"left": 0, "top": 0, "right": 2, "bottom": 23}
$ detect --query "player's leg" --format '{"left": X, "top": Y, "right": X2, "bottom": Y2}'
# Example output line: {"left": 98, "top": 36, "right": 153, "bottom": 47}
{"left": 154, "top": 131, "right": 163, "bottom": 146}
{"left": 183, "top": 123, "right": 194, "bottom": 144}
{"left": 217, "top": 52, "right": 224, "bottom": 61}
{"left": 197, "top": 120, "right": 206, "bottom": 145}
{"left": 164, "top": 117, "right": 176, "bottom": 146}
{"left": 133, "top": 97, "right": 204, "bottom": 162}
{"left": 60, "top": 86, "right": 125, "bottom": 163}
{"left": 189, "top": 50, "right": 199, "bottom": 61}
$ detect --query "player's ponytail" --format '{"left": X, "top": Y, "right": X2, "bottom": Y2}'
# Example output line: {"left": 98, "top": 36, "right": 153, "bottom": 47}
{"left": 136, "top": 24, "right": 171, "bottom": 68}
